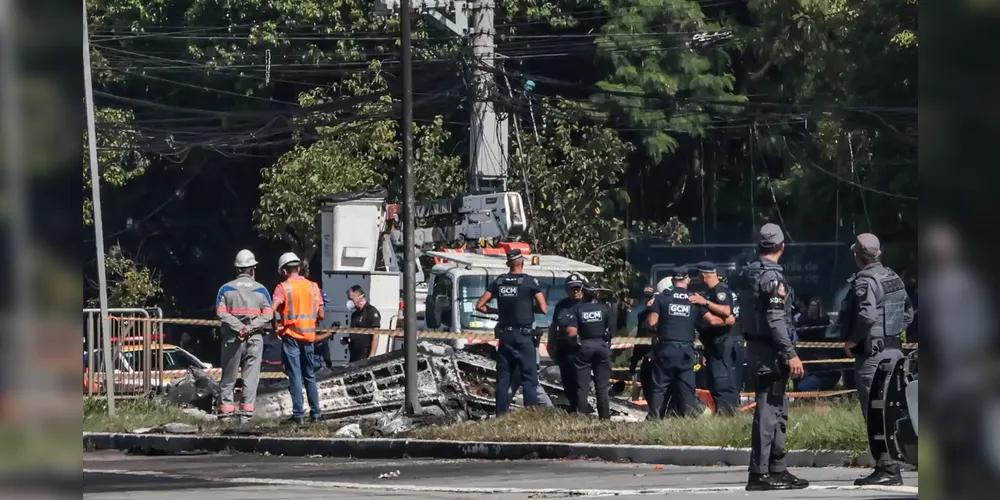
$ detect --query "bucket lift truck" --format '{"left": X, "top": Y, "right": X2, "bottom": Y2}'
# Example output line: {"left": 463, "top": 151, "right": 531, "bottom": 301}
{"left": 318, "top": 188, "right": 603, "bottom": 365}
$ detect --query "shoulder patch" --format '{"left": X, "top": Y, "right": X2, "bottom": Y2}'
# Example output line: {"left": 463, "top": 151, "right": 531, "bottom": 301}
{"left": 855, "top": 285, "right": 867, "bottom": 298}
{"left": 776, "top": 282, "right": 787, "bottom": 297}
{"left": 716, "top": 291, "right": 727, "bottom": 302}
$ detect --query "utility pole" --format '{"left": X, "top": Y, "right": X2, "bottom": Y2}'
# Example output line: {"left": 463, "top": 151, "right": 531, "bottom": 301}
{"left": 83, "top": 0, "right": 116, "bottom": 415}
{"left": 469, "top": 0, "right": 506, "bottom": 194}
{"left": 399, "top": 0, "right": 422, "bottom": 416}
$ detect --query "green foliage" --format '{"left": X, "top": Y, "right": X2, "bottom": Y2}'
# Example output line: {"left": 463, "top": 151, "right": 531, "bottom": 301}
{"left": 83, "top": 108, "right": 149, "bottom": 225}
{"left": 745, "top": 0, "right": 917, "bottom": 261}
{"left": 595, "top": 0, "right": 745, "bottom": 161}
{"left": 254, "top": 63, "right": 465, "bottom": 260}
{"left": 87, "top": 250, "right": 163, "bottom": 309}
{"left": 509, "top": 99, "right": 689, "bottom": 294}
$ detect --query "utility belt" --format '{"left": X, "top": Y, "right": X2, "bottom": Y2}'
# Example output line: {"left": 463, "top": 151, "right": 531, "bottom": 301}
{"left": 570, "top": 334, "right": 610, "bottom": 347}
{"left": 859, "top": 335, "right": 902, "bottom": 357}
{"left": 495, "top": 325, "right": 534, "bottom": 339}
{"left": 652, "top": 337, "right": 695, "bottom": 346}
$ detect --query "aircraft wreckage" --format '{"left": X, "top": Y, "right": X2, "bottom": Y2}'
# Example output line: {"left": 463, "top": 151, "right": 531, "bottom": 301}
{"left": 240, "top": 341, "right": 649, "bottom": 422}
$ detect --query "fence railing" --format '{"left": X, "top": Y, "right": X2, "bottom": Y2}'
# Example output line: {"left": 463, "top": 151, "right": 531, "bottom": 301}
{"left": 84, "top": 307, "right": 164, "bottom": 398}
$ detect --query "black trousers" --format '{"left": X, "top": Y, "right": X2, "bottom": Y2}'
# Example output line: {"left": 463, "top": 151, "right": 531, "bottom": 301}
{"left": 495, "top": 328, "right": 539, "bottom": 415}
{"left": 573, "top": 338, "right": 612, "bottom": 419}
{"left": 749, "top": 370, "right": 790, "bottom": 475}
{"left": 647, "top": 341, "right": 698, "bottom": 419}
{"left": 704, "top": 336, "right": 743, "bottom": 415}
{"left": 555, "top": 340, "right": 580, "bottom": 412}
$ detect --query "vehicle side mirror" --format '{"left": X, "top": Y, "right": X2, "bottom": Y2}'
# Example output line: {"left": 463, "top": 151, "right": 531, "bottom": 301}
{"left": 425, "top": 294, "right": 440, "bottom": 329}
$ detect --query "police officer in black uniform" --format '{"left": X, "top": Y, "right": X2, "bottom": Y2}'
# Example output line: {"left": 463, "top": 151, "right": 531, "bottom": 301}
{"left": 628, "top": 286, "right": 658, "bottom": 405}
{"left": 566, "top": 282, "right": 614, "bottom": 419}
{"left": 646, "top": 266, "right": 704, "bottom": 419}
{"left": 735, "top": 223, "right": 808, "bottom": 491}
{"left": 689, "top": 262, "right": 743, "bottom": 415}
{"left": 476, "top": 249, "right": 548, "bottom": 416}
{"left": 838, "top": 233, "right": 914, "bottom": 486}
{"left": 549, "top": 273, "right": 587, "bottom": 412}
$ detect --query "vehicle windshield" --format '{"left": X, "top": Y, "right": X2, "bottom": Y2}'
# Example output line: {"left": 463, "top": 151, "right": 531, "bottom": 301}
{"left": 457, "top": 274, "right": 570, "bottom": 330}
{"left": 121, "top": 348, "right": 203, "bottom": 371}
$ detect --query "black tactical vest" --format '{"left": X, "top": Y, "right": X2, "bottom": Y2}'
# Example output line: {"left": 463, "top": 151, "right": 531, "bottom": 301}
{"left": 575, "top": 301, "right": 610, "bottom": 340}
{"left": 658, "top": 290, "right": 700, "bottom": 342}
{"left": 495, "top": 273, "right": 536, "bottom": 328}
{"left": 855, "top": 265, "right": 908, "bottom": 338}
{"left": 734, "top": 258, "right": 786, "bottom": 341}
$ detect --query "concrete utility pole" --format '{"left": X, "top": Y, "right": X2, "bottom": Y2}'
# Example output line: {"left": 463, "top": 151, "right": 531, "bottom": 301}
{"left": 399, "top": 0, "right": 423, "bottom": 417}
{"left": 469, "top": 0, "right": 507, "bottom": 194}
{"left": 83, "top": 0, "right": 116, "bottom": 415}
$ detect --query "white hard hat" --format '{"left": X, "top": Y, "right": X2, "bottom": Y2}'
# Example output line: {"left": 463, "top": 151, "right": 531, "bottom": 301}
{"left": 655, "top": 276, "right": 673, "bottom": 293}
{"left": 277, "top": 251, "right": 301, "bottom": 271}
{"left": 234, "top": 249, "right": 257, "bottom": 268}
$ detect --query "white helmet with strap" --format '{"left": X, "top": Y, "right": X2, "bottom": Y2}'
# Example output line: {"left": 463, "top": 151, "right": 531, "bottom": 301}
{"left": 277, "top": 252, "right": 301, "bottom": 271}
{"left": 234, "top": 249, "right": 257, "bottom": 268}
{"left": 655, "top": 276, "right": 673, "bottom": 293}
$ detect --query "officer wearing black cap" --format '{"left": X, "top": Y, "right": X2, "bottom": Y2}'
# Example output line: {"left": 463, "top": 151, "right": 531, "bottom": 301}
{"left": 838, "top": 233, "right": 913, "bottom": 486}
{"left": 566, "top": 281, "right": 614, "bottom": 419}
{"left": 689, "top": 261, "right": 743, "bottom": 415}
{"left": 549, "top": 273, "right": 587, "bottom": 412}
{"left": 645, "top": 266, "right": 704, "bottom": 419}
{"left": 628, "top": 286, "right": 658, "bottom": 405}
{"left": 734, "top": 223, "right": 808, "bottom": 491}
{"left": 476, "top": 249, "right": 548, "bottom": 416}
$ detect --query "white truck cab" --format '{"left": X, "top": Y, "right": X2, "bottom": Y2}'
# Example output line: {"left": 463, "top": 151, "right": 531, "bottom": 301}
{"left": 421, "top": 251, "right": 603, "bottom": 350}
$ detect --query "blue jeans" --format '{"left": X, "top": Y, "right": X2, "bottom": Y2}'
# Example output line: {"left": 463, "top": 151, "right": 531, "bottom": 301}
{"left": 495, "top": 328, "right": 539, "bottom": 416}
{"left": 280, "top": 335, "right": 321, "bottom": 420}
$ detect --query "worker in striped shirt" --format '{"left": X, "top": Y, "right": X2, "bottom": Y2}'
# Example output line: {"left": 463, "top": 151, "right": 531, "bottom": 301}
{"left": 216, "top": 249, "right": 273, "bottom": 423}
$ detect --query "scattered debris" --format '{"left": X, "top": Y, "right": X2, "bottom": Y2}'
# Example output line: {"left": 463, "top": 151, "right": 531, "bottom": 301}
{"left": 163, "top": 368, "right": 221, "bottom": 412}
{"left": 333, "top": 423, "right": 363, "bottom": 438}
{"left": 253, "top": 341, "right": 648, "bottom": 423}
{"left": 376, "top": 411, "right": 413, "bottom": 436}
{"left": 378, "top": 470, "right": 401, "bottom": 479}
{"left": 132, "top": 423, "right": 201, "bottom": 435}
{"left": 181, "top": 408, "right": 217, "bottom": 422}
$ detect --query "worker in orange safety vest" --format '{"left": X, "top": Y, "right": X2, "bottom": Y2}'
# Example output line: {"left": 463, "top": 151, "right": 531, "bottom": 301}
{"left": 271, "top": 252, "right": 325, "bottom": 424}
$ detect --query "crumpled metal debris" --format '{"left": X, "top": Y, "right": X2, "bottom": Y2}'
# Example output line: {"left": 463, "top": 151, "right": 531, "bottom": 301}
{"left": 376, "top": 411, "right": 413, "bottom": 436}
{"left": 163, "top": 368, "right": 221, "bottom": 412}
{"left": 248, "top": 341, "right": 648, "bottom": 423}
{"left": 333, "top": 423, "right": 363, "bottom": 438}
{"left": 378, "top": 470, "right": 401, "bottom": 479}
{"left": 132, "top": 422, "right": 201, "bottom": 434}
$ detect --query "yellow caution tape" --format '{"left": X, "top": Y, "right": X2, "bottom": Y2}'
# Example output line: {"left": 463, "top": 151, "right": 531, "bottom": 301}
{"left": 106, "top": 316, "right": 917, "bottom": 350}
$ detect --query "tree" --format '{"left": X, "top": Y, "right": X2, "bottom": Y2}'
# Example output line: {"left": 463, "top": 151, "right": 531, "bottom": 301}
{"left": 254, "top": 63, "right": 466, "bottom": 262}
{"left": 87, "top": 248, "right": 163, "bottom": 309}
{"left": 594, "top": 0, "right": 746, "bottom": 162}
{"left": 508, "top": 98, "right": 689, "bottom": 294}
{"left": 84, "top": 107, "right": 149, "bottom": 225}
{"left": 743, "top": 0, "right": 917, "bottom": 265}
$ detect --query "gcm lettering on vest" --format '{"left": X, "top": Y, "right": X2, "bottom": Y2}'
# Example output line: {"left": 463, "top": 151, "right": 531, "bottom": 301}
{"left": 669, "top": 304, "right": 691, "bottom": 316}
{"left": 581, "top": 310, "right": 603, "bottom": 322}
{"left": 499, "top": 286, "right": 519, "bottom": 296}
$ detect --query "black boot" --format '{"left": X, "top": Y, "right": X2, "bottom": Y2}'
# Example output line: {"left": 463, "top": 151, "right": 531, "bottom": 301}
{"left": 285, "top": 416, "right": 305, "bottom": 425}
{"left": 854, "top": 465, "right": 902, "bottom": 486}
{"left": 746, "top": 473, "right": 792, "bottom": 491}
{"left": 771, "top": 470, "right": 810, "bottom": 489}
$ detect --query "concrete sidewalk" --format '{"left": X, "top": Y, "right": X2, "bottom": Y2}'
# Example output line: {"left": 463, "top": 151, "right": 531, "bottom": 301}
{"left": 84, "top": 450, "right": 917, "bottom": 500}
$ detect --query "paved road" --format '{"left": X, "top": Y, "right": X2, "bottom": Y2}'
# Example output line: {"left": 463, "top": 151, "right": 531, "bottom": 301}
{"left": 84, "top": 450, "right": 917, "bottom": 499}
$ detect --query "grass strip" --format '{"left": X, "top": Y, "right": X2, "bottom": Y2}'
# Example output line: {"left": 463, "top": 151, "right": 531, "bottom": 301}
{"left": 83, "top": 397, "right": 868, "bottom": 453}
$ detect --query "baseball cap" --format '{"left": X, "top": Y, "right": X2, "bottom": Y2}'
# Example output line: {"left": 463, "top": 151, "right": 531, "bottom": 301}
{"left": 695, "top": 261, "right": 716, "bottom": 273}
{"left": 566, "top": 273, "right": 585, "bottom": 288}
{"left": 850, "top": 233, "right": 881, "bottom": 259}
{"left": 642, "top": 285, "right": 656, "bottom": 296}
{"left": 671, "top": 266, "right": 690, "bottom": 279}
{"left": 506, "top": 248, "right": 524, "bottom": 262}
{"left": 757, "top": 223, "right": 785, "bottom": 248}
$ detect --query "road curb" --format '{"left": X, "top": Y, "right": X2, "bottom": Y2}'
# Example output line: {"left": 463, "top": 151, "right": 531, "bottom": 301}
{"left": 83, "top": 432, "right": 874, "bottom": 468}
{"left": 83, "top": 432, "right": 874, "bottom": 467}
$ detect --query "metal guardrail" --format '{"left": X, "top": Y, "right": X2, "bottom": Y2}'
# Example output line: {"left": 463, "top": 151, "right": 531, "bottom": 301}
{"left": 84, "top": 307, "right": 164, "bottom": 399}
